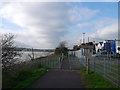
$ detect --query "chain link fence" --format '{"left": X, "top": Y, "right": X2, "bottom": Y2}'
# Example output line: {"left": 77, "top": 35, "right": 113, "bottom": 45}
{"left": 78, "top": 56, "right": 119, "bottom": 87}
{"left": 3, "top": 56, "right": 61, "bottom": 77}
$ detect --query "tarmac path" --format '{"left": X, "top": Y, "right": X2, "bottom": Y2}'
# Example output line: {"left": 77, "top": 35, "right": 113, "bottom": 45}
{"left": 28, "top": 56, "right": 87, "bottom": 88}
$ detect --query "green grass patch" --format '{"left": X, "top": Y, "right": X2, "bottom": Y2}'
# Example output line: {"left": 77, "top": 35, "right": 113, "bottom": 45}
{"left": 35, "top": 54, "right": 61, "bottom": 60}
{"left": 63, "top": 55, "right": 68, "bottom": 59}
{"left": 80, "top": 68, "right": 118, "bottom": 88}
{"left": 13, "top": 68, "right": 47, "bottom": 89}
{"left": 2, "top": 68, "right": 47, "bottom": 89}
{"left": 47, "top": 54, "right": 61, "bottom": 57}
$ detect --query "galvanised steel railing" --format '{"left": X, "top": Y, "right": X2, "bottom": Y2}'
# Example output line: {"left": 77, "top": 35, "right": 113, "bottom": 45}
{"left": 78, "top": 56, "right": 119, "bottom": 88}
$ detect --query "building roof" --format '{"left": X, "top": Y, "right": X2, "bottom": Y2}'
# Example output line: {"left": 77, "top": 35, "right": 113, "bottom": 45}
{"left": 99, "top": 42, "right": 103, "bottom": 46}
{"left": 95, "top": 43, "right": 98, "bottom": 46}
{"left": 72, "top": 42, "right": 94, "bottom": 51}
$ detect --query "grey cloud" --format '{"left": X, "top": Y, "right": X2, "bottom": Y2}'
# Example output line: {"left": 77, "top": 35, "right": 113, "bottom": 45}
{"left": 0, "top": 2, "right": 99, "bottom": 48}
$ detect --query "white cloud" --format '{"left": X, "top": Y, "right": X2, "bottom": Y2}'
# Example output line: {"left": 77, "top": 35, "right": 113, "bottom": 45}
{"left": 0, "top": 2, "right": 100, "bottom": 49}
{"left": 0, "top": 0, "right": 118, "bottom": 2}
{"left": 77, "top": 18, "right": 116, "bottom": 30}
{"left": 77, "top": 23, "right": 90, "bottom": 29}
{"left": 92, "top": 18, "right": 117, "bottom": 31}
{"left": 0, "top": 2, "right": 71, "bottom": 48}
{"left": 70, "top": 6, "right": 99, "bottom": 21}
{"left": 65, "top": 18, "right": 118, "bottom": 47}
{"left": 89, "top": 21, "right": 118, "bottom": 42}
{"left": 76, "top": 18, "right": 118, "bottom": 41}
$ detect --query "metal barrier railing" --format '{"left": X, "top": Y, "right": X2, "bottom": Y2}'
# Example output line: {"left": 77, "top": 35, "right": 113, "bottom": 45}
{"left": 78, "top": 56, "right": 119, "bottom": 88}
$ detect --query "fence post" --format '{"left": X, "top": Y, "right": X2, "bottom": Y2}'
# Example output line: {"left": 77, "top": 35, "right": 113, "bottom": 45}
{"left": 85, "top": 56, "right": 87, "bottom": 67}
{"left": 58, "top": 57, "right": 60, "bottom": 69}
{"left": 48, "top": 58, "right": 50, "bottom": 68}
{"left": 58, "top": 57, "right": 62, "bottom": 69}
{"left": 86, "top": 57, "right": 88, "bottom": 73}
{"left": 86, "top": 57, "right": 90, "bottom": 74}
{"left": 93, "top": 57, "right": 95, "bottom": 72}
{"left": 82, "top": 56, "right": 85, "bottom": 67}
{"left": 52, "top": 58, "right": 53, "bottom": 68}
{"left": 44, "top": 58, "right": 47, "bottom": 68}
{"left": 104, "top": 58, "right": 106, "bottom": 77}
{"left": 110, "top": 57, "right": 112, "bottom": 72}
{"left": 62, "top": 53, "right": 63, "bottom": 60}
{"left": 118, "top": 58, "right": 120, "bottom": 88}
{"left": 54, "top": 57, "right": 56, "bottom": 68}
{"left": 47, "top": 58, "right": 49, "bottom": 68}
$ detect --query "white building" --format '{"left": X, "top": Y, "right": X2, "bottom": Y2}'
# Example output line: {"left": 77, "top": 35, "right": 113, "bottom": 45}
{"left": 116, "top": 41, "right": 120, "bottom": 54}
{"left": 95, "top": 43, "right": 98, "bottom": 53}
{"left": 95, "top": 42, "right": 103, "bottom": 53}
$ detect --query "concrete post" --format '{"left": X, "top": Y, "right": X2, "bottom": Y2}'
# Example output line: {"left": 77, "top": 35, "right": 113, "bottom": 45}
{"left": 86, "top": 58, "right": 90, "bottom": 74}
{"left": 104, "top": 58, "right": 106, "bottom": 77}
{"left": 86, "top": 49, "right": 90, "bottom": 74}
{"left": 62, "top": 53, "right": 63, "bottom": 60}
{"left": 86, "top": 48, "right": 92, "bottom": 74}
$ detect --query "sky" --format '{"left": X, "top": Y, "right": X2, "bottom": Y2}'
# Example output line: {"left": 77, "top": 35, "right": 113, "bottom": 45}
{"left": 0, "top": 1, "right": 118, "bottom": 49}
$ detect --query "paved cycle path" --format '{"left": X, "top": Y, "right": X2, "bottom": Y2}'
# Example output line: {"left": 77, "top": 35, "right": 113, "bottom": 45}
{"left": 28, "top": 57, "right": 87, "bottom": 88}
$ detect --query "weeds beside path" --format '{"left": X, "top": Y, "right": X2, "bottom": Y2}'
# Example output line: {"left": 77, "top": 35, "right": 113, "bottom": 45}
{"left": 80, "top": 68, "right": 118, "bottom": 88}
{"left": 4, "top": 56, "right": 117, "bottom": 89}
{"left": 3, "top": 68, "right": 47, "bottom": 89}
{"left": 14, "top": 68, "right": 47, "bottom": 89}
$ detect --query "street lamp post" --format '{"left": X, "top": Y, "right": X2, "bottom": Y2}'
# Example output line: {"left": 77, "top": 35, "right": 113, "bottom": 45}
{"left": 83, "top": 33, "right": 85, "bottom": 43}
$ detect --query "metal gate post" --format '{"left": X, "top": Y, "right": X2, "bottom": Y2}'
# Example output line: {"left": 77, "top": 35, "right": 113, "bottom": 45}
{"left": 104, "top": 58, "right": 106, "bottom": 77}
{"left": 86, "top": 58, "right": 90, "bottom": 74}
{"left": 93, "top": 57, "right": 95, "bottom": 72}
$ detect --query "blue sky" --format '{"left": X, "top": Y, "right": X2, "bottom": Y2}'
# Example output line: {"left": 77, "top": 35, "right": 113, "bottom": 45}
{"left": 1, "top": 2, "right": 118, "bottom": 30}
{"left": 66, "top": 2, "right": 118, "bottom": 41}
{"left": 81, "top": 2, "right": 118, "bottom": 18}
{"left": 0, "top": 2, "right": 118, "bottom": 48}
{"left": 1, "top": 18, "right": 22, "bottom": 30}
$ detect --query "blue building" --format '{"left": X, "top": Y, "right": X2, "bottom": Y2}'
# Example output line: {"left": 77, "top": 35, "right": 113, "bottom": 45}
{"left": 104, "top": 41, "right": 116, "bottom": 53}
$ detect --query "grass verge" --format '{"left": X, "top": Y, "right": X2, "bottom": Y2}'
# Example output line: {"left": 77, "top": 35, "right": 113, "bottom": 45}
{"left": 13, "top": 68, "right": 47, "bottom": 89}
{"left": 80, "top": 68, "right": 118, "bottom": 88}
{"left": 35, "top": 54, "right": 61, "bottom": 60}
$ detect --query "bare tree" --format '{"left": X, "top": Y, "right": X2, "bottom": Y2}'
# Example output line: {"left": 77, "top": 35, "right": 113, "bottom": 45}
{"left": 28, "top": 48, "right": 34, "bottom": 60}
{"left": 55, "top": 41, "right": 68, "bottom": 56}
{"left": 58, "top": 41, "right": 67, "bottom": 48}
{"left": 1, "top": 33, "right": 21, "bottom": 71}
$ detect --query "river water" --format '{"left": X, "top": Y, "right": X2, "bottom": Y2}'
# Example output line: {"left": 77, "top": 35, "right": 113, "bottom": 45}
{"left": 16, "top": 51, "right": 54, "bottom": 63}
